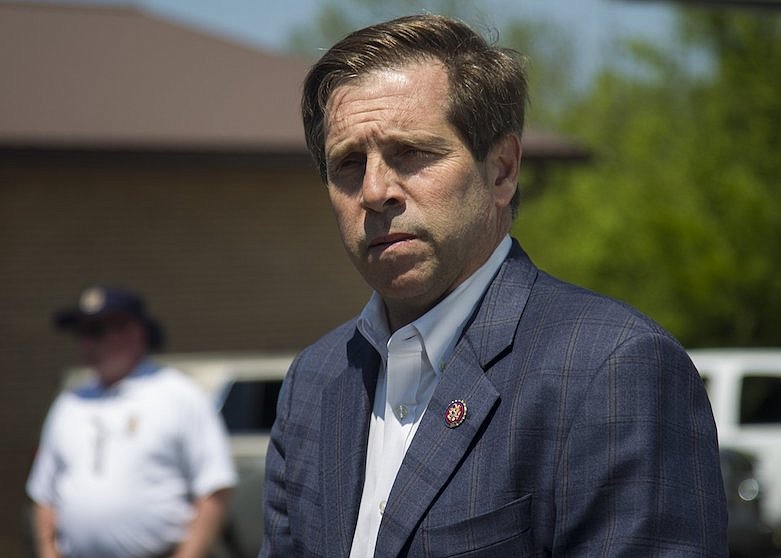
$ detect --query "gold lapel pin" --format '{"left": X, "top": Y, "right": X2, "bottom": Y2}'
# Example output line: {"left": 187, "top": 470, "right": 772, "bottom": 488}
{"left": 445, "top": 399, "right": 467, "bottom": 428}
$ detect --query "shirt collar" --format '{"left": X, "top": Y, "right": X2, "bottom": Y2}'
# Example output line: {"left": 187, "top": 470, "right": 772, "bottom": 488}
{"left": 130, "top": 358, "right": 161, "bottom": 379}
{"left": 357, "top": 235, "right": 511, "bottom": 372}
{"left": 74, "top": 357, "right": 161, "bottom": 399}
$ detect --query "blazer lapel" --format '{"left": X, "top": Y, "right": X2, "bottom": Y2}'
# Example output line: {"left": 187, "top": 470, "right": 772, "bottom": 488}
{"left": 374, "top": 241, "right": 537, "bottom": 557}
{"left": 321, "top": 330, "right": 380, "bottom": 558}
{"left": 461, "top": 241, "right": 537, "bottom": 370}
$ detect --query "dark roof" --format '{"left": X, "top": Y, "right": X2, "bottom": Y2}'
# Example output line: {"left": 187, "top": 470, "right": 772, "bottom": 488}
{"left": 0, "top": 2, "right": 589, "bottom": 161}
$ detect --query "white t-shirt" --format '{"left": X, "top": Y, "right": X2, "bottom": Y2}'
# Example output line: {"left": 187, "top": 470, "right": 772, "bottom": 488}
{"left": 27, "top": 360, "right": 237, "bottom": 558}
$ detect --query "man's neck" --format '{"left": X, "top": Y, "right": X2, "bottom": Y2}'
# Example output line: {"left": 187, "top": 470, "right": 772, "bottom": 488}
{"left": 96, "top": 353, "right": 147, "bottom": 388}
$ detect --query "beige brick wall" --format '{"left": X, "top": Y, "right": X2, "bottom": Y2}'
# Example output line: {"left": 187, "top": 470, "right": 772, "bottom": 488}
{"left": 0, "top": 151, "right": 370, "bottom": 555}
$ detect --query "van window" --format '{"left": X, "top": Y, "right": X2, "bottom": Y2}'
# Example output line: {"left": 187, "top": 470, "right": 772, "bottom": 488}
{"left": 740, "top": 375, "right": 781, "bottom": 425}
{"left": 219, "top": 380, "right": 283, "bottom": 432}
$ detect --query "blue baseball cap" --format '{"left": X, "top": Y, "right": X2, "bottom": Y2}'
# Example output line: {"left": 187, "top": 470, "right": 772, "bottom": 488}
{"left": 53, "top": 286, "right": 164, "bottom": 350}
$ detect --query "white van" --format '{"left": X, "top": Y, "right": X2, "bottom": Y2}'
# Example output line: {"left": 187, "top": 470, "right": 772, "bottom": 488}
{"left": 169, "top": 352, "right": 293, "bottom": 558}
{"left": 689, "top": 348, "right": 781, "bottom": 533}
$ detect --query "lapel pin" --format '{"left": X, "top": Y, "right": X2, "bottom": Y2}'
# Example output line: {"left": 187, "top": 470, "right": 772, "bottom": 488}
{"left": 445, "top": 399, "right": 467, "bottom": 428}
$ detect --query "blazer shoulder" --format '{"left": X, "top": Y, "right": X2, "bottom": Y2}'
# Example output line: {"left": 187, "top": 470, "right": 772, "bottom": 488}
{"left": 529, "top": 268, "right": 682, "bottom": 348}
{"left": 502, "top": 243, "right": 671, "bottom": 341}
{"left": 469, "top": 240, "right": 685, "bottom": 369}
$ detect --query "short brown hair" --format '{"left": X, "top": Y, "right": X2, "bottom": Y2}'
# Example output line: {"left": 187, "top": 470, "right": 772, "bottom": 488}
{"left": 301, "top": 14, "right": 528, "bottom": 190}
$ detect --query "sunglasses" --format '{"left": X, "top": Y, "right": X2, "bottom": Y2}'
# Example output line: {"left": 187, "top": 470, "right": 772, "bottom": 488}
{"left": 74, "top": 319, "right": 131, "bottom": 339}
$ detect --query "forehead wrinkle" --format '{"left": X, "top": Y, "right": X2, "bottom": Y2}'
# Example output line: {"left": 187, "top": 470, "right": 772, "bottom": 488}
{"left": 326, "top": 63, "right": 445, "bottom": 114}
{"left": 326, "top": 98, "right": 446, "bottom": 160}
{"left": 327, "top": 87, "right": 409, "bottom": 128}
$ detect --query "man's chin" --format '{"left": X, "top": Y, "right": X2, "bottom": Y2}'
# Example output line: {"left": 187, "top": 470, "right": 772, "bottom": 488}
{"left": 370, "top": 270, "right": 429, "bottom": 298}
{"left": 376, "top": 276, "right": 442, "bottom": 309}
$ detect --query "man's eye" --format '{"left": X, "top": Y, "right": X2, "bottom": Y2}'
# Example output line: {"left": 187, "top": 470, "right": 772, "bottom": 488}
{"left": 400, "top": 147, "right": 427, "bottom": 158}
{"left": 393, "top": 146, "right": 438, "bottom": 172}
{"left": 329, "top": 156, "right": 364, "bottom": 176}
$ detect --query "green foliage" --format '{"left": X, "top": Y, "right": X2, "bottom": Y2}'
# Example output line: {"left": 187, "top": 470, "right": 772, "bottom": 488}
{"left": 285, "top": 0, "right": 577, "bottom": 116}
{"left": 516, "top": 10, "right": 781, "bottom": 347}
{"left": 288, "top": 2, "right": 781, "bottom": 347}
{"left": 286, "top": 0, "right": 487, "bottom": 58}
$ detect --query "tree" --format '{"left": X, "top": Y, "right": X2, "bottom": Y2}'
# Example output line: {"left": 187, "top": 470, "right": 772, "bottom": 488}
{"left": 286, "top": 0, "right": 485, "bottom": 56}
{"left": 515, "top": 8, "right": 781, "bottom": 347}
{"left": 286, "top": 2, "right": 781, "bottom": 346}
{"left": 285, "top": 0, "right": 577, "bottom": 125}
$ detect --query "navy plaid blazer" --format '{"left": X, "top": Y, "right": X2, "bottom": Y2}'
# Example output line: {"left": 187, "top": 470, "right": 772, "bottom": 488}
{"left": 262, "top": 239, "right": 728, "bottom": 557}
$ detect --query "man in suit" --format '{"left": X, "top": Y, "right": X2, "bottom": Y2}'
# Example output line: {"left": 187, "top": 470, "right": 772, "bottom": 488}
{"left": 262, "top": 14, "right": 727, "bottom": 557}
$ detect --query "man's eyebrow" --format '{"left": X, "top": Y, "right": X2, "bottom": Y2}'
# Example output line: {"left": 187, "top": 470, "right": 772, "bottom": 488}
{"left": 325, "top": 139, "right": 362, "bottom": 163}
{"left": 327, "top": 131, "right": 450, "bottom": 158}
{"left": 392, "top": 133, "right": 451, "bottom": 150}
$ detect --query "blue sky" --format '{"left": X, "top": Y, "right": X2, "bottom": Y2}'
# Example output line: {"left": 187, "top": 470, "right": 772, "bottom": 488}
{"left": 137, "top": 0, "right": 676, "bottom": 51}
{"left": 65, "top": 0, "right": 678, "bottom": 53}
{"left": 45, "top": 0, "right": 681, "bottom": 85}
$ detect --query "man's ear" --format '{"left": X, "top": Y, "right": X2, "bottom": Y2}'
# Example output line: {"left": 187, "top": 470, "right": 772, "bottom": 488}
{"left": 487, "top": 134, "right": 522, "bottom": 209}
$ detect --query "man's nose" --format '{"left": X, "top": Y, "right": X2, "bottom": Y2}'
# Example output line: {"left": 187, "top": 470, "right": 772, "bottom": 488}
{"left": 361, "top": 156, "right": 402, "bottom": 213}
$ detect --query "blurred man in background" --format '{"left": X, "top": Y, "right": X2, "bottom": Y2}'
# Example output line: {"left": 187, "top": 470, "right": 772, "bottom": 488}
{"left": 27, "top": 285, "right": 236, "bottom": 558}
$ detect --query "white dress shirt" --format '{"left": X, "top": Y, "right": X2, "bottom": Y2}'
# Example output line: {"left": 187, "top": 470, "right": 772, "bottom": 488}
{"left": 349, "top": 236, "right": 512, "bottom": 557}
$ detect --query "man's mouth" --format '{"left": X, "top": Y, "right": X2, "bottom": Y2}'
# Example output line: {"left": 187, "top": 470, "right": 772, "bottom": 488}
{"left": 368, "top": 233, "right": 417, "bottom": 250}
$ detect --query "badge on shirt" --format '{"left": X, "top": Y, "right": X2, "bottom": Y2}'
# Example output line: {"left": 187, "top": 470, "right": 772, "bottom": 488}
{"left": 445, "top": 400, "right": 467, "bottom": 428}
{"left": 127, "top": 414, "right": 138, "bottom": 435}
